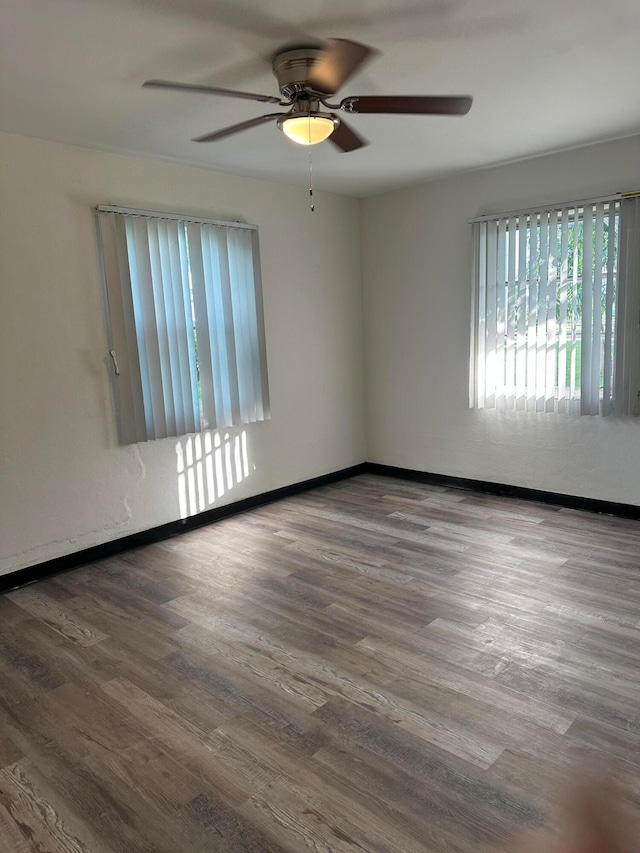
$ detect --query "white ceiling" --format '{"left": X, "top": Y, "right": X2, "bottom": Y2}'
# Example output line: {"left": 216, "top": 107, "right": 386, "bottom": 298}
{"left": 2, "top": 0, "right": 640, "bottom": 196}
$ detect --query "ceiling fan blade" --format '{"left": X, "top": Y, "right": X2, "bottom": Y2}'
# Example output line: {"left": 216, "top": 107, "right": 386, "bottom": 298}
{"left": 144, "top": 79, "right": 282, "bottom": 105}
{"left": 193, "top": 113, "right": 284, "bottom": 143}
{"left": 301, "top": 2, "right": 520, "bottom": 44}
{"left": 307, "top": 39, "right": 376, "bottom": 95}
{"left": 329, "top": 118, "right": 368, "bottom": 153}
{"left": 341, "top": 95, "right": 473, "bottom": 115}
{"left": 302, "top": 1, "right": 452, "bottom": 33}
{"left": 128, "top": 0, "right": 309, "bottom": 42}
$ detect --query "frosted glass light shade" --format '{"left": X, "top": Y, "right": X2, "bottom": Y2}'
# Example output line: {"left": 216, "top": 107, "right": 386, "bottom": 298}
{"left": 281, "top": 115, "right": 336, "bottom": 145}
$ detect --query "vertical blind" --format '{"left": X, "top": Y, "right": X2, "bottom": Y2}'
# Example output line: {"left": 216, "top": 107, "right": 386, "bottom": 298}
{"left": 614, "top": 196, "right": 640, "bottom": 416}
{"left": 469, "top": 198, "right": 635, "bottom": 415}
{"left": 97, "top": 208, "right": 270, "bottom": 444}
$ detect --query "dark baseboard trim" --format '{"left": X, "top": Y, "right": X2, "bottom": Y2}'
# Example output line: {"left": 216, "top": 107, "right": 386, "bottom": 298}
{"left": 4, "top": 459, "right": 638, "bottom": 594}
{"left": 364, "top": 462, "right": 640, "bottom": 520}
{"left": 0, "top": 463, "right": 367, "bottom": 594}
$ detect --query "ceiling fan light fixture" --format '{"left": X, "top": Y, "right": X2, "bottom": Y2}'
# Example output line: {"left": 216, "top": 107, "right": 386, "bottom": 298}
{"left": 146, "top": 40, "right": 473, "bottom": 154}
{"left": 279, "top": 114, "right": 338, "bottom": 145}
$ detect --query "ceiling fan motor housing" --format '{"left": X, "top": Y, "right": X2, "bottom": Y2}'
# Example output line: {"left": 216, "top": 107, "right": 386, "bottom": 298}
{"left": 272, "top": 48, "right": 324, "bottom": 99}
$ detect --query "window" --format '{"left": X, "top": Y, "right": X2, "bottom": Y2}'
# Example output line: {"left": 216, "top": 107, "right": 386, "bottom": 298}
{"left": 97, "top": 206, "right": 270, "bottom": 443}
{"left": 469, "top": 195, "right": 640, "bottom": 416}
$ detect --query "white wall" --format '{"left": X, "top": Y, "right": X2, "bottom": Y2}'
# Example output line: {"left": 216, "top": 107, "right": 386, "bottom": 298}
{"left": 362, "top": 135, "right": 640, "bottom": 505}
{"left": 0, "top": 132, "right": 365, "bottom": 575}
{"left": 4, "top": 131, "right": 640, "bottom": 578}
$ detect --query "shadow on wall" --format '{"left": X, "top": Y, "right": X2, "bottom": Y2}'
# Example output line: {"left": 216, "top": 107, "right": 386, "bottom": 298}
{"left": 175, "top": 428, "right": 252, "bottom": 519}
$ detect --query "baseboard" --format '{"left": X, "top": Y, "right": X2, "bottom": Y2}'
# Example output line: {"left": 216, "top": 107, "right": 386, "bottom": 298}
{"left": 0, "top": 463, "right": 367, "bottom": 594}
{"left": 364, "top": 462, "right": 640, "bottom": 520}
{"left": 4, "top": 459, "right": 638, "bottom": 594}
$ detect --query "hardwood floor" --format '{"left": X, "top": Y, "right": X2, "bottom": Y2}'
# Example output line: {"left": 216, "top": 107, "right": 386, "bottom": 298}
{"left": 1, "top": 473, "right": 639, "bottom": 851}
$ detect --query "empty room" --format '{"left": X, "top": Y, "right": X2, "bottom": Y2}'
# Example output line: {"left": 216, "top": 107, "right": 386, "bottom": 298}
{"left": 1, "top": 0, "right": 640, "bottom": 850}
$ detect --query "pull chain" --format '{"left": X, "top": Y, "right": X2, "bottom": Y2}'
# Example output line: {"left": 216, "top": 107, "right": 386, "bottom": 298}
{"left": 308, "top": 115, "right": 315, "bottom": 212}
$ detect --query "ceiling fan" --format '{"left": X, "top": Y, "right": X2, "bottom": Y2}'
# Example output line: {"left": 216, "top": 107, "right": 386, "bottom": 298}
{"left": 143, "top": 38, "right": 472, "bottom": 152}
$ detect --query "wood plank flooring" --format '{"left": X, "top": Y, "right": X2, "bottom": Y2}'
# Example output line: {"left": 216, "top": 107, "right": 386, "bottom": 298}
{"left": 1, "top": 474, "right": 639, "bottom": 851}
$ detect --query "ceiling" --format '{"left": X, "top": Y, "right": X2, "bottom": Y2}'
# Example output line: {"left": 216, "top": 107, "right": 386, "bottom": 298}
{"left": 2, "top": 0, "right": 640, "bottom": 197}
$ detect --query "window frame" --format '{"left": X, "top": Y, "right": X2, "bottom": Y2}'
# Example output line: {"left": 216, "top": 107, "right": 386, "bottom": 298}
{"left": 96, "top": 205, "right": 270, "bottom": 444}
{"left": 469, "top": 194, "right": 624, "bottom": 417}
